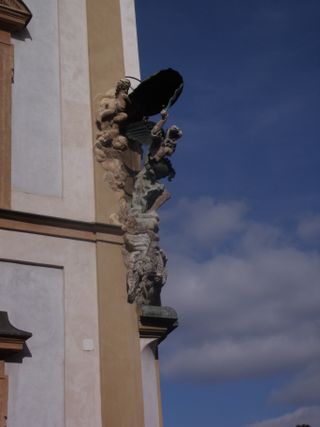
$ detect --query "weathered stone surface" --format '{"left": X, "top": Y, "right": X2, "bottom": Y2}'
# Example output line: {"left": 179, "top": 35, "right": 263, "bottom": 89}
{"left": 138, "top": 305, "right": 179, "bottom": 342}
{"left": 140, "top": 305, "right": 178, "bottom": 320}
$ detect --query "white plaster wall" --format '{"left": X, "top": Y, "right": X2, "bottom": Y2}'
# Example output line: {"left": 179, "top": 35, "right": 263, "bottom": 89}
{"left": 12, "top": 0, "right": 62, "bottom": 197}
{"left": 140, "top": 338, "right": 160, "bottom": 427}
{"left": 120, "top": 0, "right": 141, "bottom": 80}
{"left": 0, "top": 230, "right": 102, "bottom": 427}
{"left": 0, "top": 262, "right": 64, "bottom": 427}
{"left": 12, "top": 0, "right": 95, "bottom": 221}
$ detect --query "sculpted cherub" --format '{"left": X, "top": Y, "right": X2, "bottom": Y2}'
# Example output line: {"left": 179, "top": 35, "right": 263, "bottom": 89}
{"left": 149, "top": 109, "right": 182, "bottom": 162}
{"left": 142, "top": 110, "right": 182, "bottom": 182}
{"left": 150, "top": 109, "right": 169, "bottom": 141}
{"left": 98, "top": 78, "right": 130, "bottom": 122}
{"left": 96, "top": 79, "right": 131, "bottom": 151}
{"left": 151, "top": 125, "right": 182, "bottom": 161}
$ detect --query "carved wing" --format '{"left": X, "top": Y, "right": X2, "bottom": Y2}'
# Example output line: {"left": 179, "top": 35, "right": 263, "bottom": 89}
{"left": 124, "top": 120, "right": 155, "bottom": 146}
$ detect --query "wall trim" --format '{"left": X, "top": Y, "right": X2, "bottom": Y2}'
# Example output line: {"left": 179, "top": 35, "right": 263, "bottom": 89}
{"left": 0, "top": 30, "right": 13, "bottom": 209}
{"left": 0, "top": 0, "right": 32, "bottom": 33}
{"left": 0, "top": 208, "right": 123, "bottom": 243}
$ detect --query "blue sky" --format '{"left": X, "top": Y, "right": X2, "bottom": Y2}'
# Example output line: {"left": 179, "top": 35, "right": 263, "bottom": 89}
{"left": 135, "top": 1, "right": 320, "bottom": 426}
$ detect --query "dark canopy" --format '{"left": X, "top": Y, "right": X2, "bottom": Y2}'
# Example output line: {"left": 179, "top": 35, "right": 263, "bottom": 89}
{"left": 128, "top": 68, "right": 183, "bottom": 117}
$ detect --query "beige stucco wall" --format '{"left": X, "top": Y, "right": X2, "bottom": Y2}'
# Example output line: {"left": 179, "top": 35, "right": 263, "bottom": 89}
{"left": 11, "top": 0, "right": 95, "bottom": 222}
{"left": 0, "top": 262, "right": 65, "bottom": 427}
{"left": 96, "top": 241, "right": 145, "bottom": 427}
{"left": 2, "top": 1, "right": 148, "bottom": 426}
{"left": 0, "top": 229, "right": 102, "bottom": 427}
{"left": 84, "top": 0, "right": 146, "bottom": 424}
{"left": 86, "top": 0, "right": 126, "bottom": 222}
{"left": 140, "top": 338, "right": 162, "bottom": 427}
{"left": 10, "top": 0, "right": 140, "bottom": 223}
{"left": 86, "top": 0, "right": 141, "bottom": 223}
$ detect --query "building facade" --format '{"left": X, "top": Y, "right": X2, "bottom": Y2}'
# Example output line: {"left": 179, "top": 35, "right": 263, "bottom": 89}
{"left": 0, "top": 1, "right": 177, "bottom": 426}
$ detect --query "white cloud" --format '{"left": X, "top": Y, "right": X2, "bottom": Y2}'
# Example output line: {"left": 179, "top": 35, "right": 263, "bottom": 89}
{"left": 297, "top": 215, "right": 320, "bottom": 241}
{"left": 270, "top": 365, "right": 320, "bottom": 406}
{"left": 247, "top": 406, "right": 320, "bottom": 427}
{"left": 161, "top": 196, "right": 247, "bottom": 251}
{"left": 164, "top": 334, "right": 320, "bottom": 381}
{"left": 160, "top": 197, "right": 320, "bottom": 403}
{"left": 165, "top": 248, "right": 320, "bottom": 339}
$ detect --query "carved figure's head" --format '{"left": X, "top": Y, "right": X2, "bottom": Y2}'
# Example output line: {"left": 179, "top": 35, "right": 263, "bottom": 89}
{"left": 167, "top": 125, "right": 182, "bottom": 141}
{"left": 116, "top": 79, "right": 131, "bottom": 96}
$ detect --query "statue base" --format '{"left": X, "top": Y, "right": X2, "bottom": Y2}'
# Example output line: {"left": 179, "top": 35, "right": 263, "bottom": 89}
{"left": 138, "top": 305, "right": 178, "bottom": 343}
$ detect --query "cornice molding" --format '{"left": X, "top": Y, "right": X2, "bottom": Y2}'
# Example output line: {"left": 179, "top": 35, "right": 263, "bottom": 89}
{"left": 0, "top": 0, "right": 32, "bottom": 33}
{"left": 138, "top": 305, "right": 178, "bottom": 344}
{"left": 0, "top": 209, "right": 124, "bottom": 243}
{"left": 0, "top": 311, "right": 32, "bottom": 361}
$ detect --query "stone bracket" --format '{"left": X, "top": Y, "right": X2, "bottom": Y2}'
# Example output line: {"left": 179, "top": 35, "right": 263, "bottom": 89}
{"left": 138, "top": 305, "right": 178, "bottom": 344}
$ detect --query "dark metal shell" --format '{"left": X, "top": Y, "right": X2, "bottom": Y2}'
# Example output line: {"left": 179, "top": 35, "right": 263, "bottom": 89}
{"left": 128, "top": 68, "right": 184, "bottom": 117}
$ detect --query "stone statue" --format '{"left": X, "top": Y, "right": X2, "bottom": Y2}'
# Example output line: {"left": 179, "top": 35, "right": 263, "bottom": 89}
{"left": 94, "top": 79, "right": 131, "bottom": 193}
{"left": 94, "top": 69, "right": 183, "bottom": 305}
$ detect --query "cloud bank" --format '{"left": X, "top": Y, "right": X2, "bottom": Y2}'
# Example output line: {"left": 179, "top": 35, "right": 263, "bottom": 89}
{"left": 160, "top": 197, "right": 320, "bottom": 422}
{"left": 247, "top": 406, "right": 320, "bottom": 427}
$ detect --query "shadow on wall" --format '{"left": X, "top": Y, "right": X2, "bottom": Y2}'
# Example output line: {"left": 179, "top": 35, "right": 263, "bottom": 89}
{"left": 0, "top": 311, "right": 32, "bottom": 364}
{"left": 12, "top": 27, "right": 32, "bottom": 41}
{"left": 5, "top": 343, "right": 32, "bottom": 364}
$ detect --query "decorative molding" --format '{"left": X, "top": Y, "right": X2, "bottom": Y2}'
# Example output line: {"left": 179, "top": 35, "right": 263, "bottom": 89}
{"left": 1, "top": 0, "right": 25, "bottom": 10}
{"left": 138, "top": 305, "right": 178, "bottom": 343}
{"left": 0, "top": 311, "right": 31, "bottom": 360}
{"left": 0, "top": 311, "right": 31, "bottom": 340}
{"left": 0, "top": 209, "right": 124, "bottom": 243}
{"left": 0, "top": 0, "right": 32, "bottom": 33}
{"left": 0, "top": 31, "right": 13, "bottom": 209}
{"left": 0, "top": 1, "right": 32, "bottom": 210}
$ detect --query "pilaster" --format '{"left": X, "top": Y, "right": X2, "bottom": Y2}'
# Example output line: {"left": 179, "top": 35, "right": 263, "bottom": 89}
{"left": 0, "top": 30, "right": 13, "bottom": 208}
{"left": 0, "top": 0, "right": 32, "bottom": 209}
